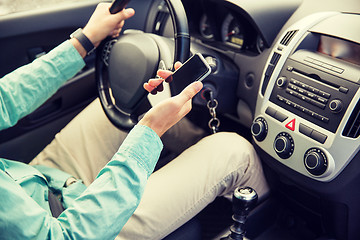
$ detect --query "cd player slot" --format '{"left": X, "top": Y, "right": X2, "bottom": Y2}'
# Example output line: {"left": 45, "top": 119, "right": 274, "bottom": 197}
{"left": 292, "top": 68, "right": 346, "bottom": 92}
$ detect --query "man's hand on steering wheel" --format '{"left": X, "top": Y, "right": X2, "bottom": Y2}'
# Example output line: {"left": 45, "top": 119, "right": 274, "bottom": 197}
{"left": 71, "top": 3, "right": 135, "bottom": 58}
{"left": 83, "top": 3, "right": 135, "bottom": 47}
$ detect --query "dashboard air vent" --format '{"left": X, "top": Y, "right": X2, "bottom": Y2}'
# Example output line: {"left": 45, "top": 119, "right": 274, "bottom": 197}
{"left": 280, "top": 30, "right": 298, "bottom": 46}
{"left": 261, "top": 52, "right": 281, "bottom": 95}
{"left": 343, "top": 100, "right": 360, "bottom": 138}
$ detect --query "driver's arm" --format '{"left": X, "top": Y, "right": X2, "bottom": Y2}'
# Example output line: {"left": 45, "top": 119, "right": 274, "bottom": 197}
{"left": 0, "top": 3, "right": 134, "bottom": 131}
{"left": 0, "top": 40, "right": 85, "bottom": 131}
{"left": 0, "top": 124, "right": 163, "bottom": 239}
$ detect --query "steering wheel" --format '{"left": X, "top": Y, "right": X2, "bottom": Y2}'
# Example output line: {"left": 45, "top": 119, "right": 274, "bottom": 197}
{"left": 96, "top": 0, "right": 190, "bottom": 131}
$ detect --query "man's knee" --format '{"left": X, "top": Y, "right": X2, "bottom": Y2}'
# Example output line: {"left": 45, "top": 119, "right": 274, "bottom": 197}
{"left": 200, "top": 132, "right": 255, "bottom": 155}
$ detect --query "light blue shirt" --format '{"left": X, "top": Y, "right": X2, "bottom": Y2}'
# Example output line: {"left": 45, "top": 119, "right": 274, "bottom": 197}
{"left": 0, "top": 41, "right": 163, "bottom": 239}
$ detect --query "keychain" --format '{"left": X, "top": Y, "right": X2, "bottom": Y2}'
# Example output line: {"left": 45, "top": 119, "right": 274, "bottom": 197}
{"left": 205, "top": 89, "right": 220, "bottom": 134}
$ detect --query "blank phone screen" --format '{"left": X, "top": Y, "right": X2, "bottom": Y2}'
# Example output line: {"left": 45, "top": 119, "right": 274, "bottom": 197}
{"left": 170, "top": 54, "right": 210, "bottom": 82}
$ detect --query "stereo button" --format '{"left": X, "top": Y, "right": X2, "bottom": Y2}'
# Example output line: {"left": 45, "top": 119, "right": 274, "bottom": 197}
{"left": 339, "top": 87, "right": 349, "bottom": 93}
{"left": 311, "top": 130, "right": 327, "bottom": 144}
{"left": 298, "top": 88, "right": 305, "bottom": 94}
{"left": 274, "top": 111, "right": 288, "bottom": 122}
{"left": 290, "top": 79, "right": 297, "bottom": 84}
{"left": 300, "top": 83, "right": 308, "bottom": 89}
{"left": 318, "top": 91, "right": 331, "bottom": 99}
{"left": 299, "top": 123, "right": 313, "bottom": 137}
{"left": 265, "top": 107, "right": 288, "bottom": 123}
{"left": 302, "top": 95, "right": 311, "bottom": 103}
{"left": 310, "top": 99, "right": 326, "bottom": 109}
{"left": 312, "top": 88, "right": 320, "bottom": 95}
{"left": 277, "top": 95, "right": 285, "bottom": 102}
{"left": 265, "top": 107, "right": 276, "bottom": 117}
{"left": 317, "top": 97, "right": 328, "bottom": 104}
{"left": 286, "top": 89, "right": 295, "bottom": 96}
{"left": 288, "top": 84, "right": 297, "bottom": 91}
{"left": 307, "top": 92, "right": 316, "bottom": 99}
{"left": 314, "top": 113, "right": 329, "bottom": 123}
{"left": 331, "top": 66, "right": 344, "bottom": 74}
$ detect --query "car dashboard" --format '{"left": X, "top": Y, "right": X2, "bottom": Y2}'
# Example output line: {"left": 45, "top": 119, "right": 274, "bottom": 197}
{"left": 150, "top": 0, "right": 360, "bottom": 181}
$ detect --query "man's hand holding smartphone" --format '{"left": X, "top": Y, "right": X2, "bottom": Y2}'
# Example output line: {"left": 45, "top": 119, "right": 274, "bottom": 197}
{"left": 140, "top": 66, "right": 204, "bottom": 137}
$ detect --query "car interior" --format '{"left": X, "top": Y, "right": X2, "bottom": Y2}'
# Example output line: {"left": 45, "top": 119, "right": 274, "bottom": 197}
{"left": 0, "top": 0, "right": 360, "bottom": 239}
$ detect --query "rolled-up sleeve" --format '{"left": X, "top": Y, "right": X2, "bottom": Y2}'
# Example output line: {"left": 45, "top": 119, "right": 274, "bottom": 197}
{"left": 0, "top": 40, "right": 85, "bottom": 130}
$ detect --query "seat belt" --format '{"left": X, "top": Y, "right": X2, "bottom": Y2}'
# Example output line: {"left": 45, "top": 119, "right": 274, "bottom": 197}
{"left": 48, "top": 190, "right": 65, "bottom": 218}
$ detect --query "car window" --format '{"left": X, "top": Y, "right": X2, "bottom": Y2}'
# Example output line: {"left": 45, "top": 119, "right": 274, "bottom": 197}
{"left": 0, "top": 0, "right": 89, "bottom": 16}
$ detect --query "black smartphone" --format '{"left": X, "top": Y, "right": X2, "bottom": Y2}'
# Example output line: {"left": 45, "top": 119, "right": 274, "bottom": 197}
{"left": 165, "top": 53, "right": 211, "bottom": 83}
{"left": 109, "top": 0, "right": 131, "bottom": 14}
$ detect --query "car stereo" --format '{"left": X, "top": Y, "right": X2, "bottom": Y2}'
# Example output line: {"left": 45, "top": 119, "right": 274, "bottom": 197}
{"left": 252, "top": 12, "right": 360, "bottom": 181}
{"left": 269, "top": 47, "right": 359, "bottom": 134}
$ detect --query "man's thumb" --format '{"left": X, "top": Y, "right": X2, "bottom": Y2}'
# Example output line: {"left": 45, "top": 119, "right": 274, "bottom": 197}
{"left": 178, "top": 81, "right": 203, "bottom": 103}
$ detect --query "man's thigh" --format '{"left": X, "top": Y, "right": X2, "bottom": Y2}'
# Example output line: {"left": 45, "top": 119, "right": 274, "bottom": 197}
{"left": 117, "top": 132, "right": 269, "bottom": 240}
{"left": 30, "top": 99, "right": 126, "bottom": 185}
{"left": 30, "top": 98, "right": 206, "bottom": 185}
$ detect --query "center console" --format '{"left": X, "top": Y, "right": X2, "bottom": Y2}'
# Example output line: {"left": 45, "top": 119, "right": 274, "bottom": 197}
{"left": 253, "top": 12, "right": 360, "bottom": 182}
{"left": 251, "top": 11, "right": 360, "bottom": 240}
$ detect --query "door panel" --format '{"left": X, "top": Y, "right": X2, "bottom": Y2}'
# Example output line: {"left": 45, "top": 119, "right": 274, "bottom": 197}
{"left": 0, "top": 0, "right": 153, "bottom": 162}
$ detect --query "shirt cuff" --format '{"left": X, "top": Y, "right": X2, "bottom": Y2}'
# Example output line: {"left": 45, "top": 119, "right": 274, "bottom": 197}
{"left": 42, "top": 40, "right": 85, "bottom": 81}
{"left": 119, "top": 124, "right": 163, "bottom": 178}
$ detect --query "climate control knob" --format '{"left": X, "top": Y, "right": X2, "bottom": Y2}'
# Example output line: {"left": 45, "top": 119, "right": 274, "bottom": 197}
{"left": 304, "top": 148, "right": 328, "bottom": 176}
{"left": 251, "top": 117, "right": 268, "bottom": 141}
{"left": 274, "top": 132, "right": 294, "bottom": 159}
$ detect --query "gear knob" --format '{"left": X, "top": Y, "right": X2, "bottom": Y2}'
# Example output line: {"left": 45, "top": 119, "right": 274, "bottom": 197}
{"left": 220, "top": 187, "right": 258, "bottom": 240}
{"left": 232, "top": 186, "right": 258, "bottom": 216}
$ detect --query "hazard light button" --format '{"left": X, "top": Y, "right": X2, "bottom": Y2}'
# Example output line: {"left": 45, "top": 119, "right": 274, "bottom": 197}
{"left": 285, "top": 118, "right": 296, "bottom": 131}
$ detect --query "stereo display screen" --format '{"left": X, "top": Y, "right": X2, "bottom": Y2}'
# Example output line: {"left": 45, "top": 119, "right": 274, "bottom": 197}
{"left": 318, "top": 35, "right": 360, "bottom": 66}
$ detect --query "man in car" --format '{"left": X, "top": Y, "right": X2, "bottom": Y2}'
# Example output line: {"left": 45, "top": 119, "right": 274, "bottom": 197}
{"left": 0, "top": 3, "right": 269, "bottom": 240}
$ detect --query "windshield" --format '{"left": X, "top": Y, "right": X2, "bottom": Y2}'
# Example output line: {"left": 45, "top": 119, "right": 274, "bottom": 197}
{"left": 0, "top": 0, "right": 88, "bottom": 16}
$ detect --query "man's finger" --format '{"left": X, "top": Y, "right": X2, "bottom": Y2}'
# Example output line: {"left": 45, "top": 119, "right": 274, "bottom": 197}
{"left": 143, "top": 78, "right": 165, "bottom": 93}
{"left": 174, "top": 61, "right": 182, "bottom": 70}
{"left": 157, "top": 69, "right": 172, "bottom": 79}
{"left": 148, "top": 78, "right": 164, "bottom": 87}
{"left": 143, "top": 83, "right": 154, "bottom": 92}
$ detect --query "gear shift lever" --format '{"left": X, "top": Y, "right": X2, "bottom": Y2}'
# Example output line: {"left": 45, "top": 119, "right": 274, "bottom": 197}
{"left": 221, "top": 186, "right": 258, "bottom": 240}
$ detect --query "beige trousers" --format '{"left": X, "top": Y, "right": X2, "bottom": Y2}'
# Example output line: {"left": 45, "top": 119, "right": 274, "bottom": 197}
{"left": 30, "top": 99, "right": 269, "bottom": 240}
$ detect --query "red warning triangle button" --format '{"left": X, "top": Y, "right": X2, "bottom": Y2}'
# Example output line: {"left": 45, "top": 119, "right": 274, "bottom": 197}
{"left": 285, "top": 118, "right": 296, "bottom": 131}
